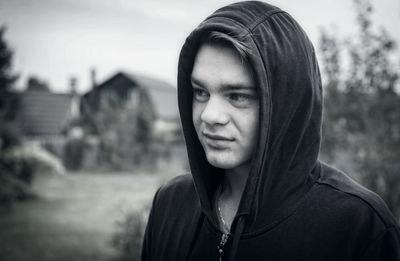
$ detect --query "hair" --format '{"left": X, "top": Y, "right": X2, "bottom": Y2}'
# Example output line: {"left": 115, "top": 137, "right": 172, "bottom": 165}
{"left": 201, "top": 31, "right": 251, "bottom": 63}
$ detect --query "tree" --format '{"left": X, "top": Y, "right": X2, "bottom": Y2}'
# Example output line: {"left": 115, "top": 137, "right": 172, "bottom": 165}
{"left": 319, "top": 0, "right": 400, "bottom": 221}
{"left": 0, "top": 25, "right": 18, "bottom": 122}
{"left": 26, "top": 75, "right": 50, "bottom": 91}
{"left": 0, "top": 25, "right": 19, "bottom": 150}
{"left": 0, "top": 25, "right": 17, "bottom": 93}
{"left": 0, "top": 26, "right": 64, "bottom": 204}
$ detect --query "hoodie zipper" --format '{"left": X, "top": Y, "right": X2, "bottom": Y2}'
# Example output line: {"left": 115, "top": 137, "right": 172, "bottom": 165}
{"left": 217, "top": 233, "right": 229, "bottom": 261}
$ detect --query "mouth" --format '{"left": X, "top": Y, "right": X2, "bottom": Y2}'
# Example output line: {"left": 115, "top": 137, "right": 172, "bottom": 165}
{"left": 202, "top": 132, "right": 234, "bottom": 149}
{"left": 202, "top": 132, "right": 234, "bottom": 141}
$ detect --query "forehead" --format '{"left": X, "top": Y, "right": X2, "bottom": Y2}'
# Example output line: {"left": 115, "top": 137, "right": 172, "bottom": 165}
{"left": 191, "top": 43, "right": 255, "bottom": 90}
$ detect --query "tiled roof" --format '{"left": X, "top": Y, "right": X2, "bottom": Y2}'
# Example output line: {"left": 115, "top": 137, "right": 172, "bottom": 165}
{"left": 16, "top": 90, "right": 74, "bottom": 136}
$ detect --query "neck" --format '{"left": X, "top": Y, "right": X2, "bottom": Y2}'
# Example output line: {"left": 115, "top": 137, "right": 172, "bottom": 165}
{"left": 222, "top": 162, "right": 250, "bottom": 201}
{"left": 217, "top": 163, "right": 250, "bottom": 232}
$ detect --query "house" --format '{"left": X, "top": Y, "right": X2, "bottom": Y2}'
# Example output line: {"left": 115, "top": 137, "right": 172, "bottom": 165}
{"left": 9, "top": 71, "right": 187, "bottom": 171}
{"left": 81, "top": 71, "right": 181, "bottom": 142}
{"left": 79, "top": 71, "right": 187, "bottom": 170}
{"left": 14, "top": 89, "right": 79, "bottom": 153}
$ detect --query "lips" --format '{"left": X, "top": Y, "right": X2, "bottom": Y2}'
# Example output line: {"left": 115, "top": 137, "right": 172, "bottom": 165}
{"left": 202, "top": 132, "right": 234, "bottom": 141}
{"left": 202, "top": 132, "right": 234, "bottom": 149}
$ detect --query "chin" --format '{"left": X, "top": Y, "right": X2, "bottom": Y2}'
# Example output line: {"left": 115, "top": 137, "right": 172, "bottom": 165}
{"left": 205, "top": 153, "right": 240, "bottom": 170}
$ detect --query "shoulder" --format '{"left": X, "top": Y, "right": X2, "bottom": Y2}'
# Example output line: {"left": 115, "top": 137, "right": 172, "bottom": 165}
{"left": 314, "top": 162, "right": 398, "bottom": 230}
{"left": 152, "top": 173, "right": 199, "bottom": 212}
{"left": 156, "top": 173, "right": 196, "bottom": 200}
{"left": 144, "top": 174, "right": 203, "bottom": 260}
{"left": 298, "top": 163, "right": 400, "bottom": 256}
{"left": 148, "top": 173, "right": 202, "bottom": 239}
{"left": 160, "top": 173, "right": 195, "bottom": 192}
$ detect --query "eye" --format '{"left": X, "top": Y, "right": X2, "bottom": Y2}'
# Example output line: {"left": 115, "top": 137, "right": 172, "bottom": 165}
{"left": 229, "top": 93, "right": 249, "bottom": 102}
{"left": 227, "top": 91, "right": 257, "bottom": 107}
{"left": 193, "top": 87, "right": 209, "bottom": 102}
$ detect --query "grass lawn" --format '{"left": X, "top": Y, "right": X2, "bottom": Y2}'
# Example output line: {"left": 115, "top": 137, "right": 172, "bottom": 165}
{"left": 0, "top": 171, "right": 162, "bottom": 261}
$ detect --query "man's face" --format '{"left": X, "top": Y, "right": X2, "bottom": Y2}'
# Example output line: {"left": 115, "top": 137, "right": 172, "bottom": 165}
{"left": 191, "top": 43, "right": 259, "bottom": 170}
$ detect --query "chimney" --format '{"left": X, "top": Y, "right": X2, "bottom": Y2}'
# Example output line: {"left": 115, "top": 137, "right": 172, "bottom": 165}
{"left": 69, "top": 76, "right": 80, "bottom": 117}
{"left": 90, "top": 68, "right": 97, "bottom": 89}
{"left": 69, "top": 77, "right": 77, "bottom": 94}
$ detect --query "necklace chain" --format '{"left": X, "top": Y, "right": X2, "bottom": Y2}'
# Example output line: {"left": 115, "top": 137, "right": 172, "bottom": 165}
{"left": 218, "top": 204, "right": 230, "bottom": 233}
{"left": 217, "top": 184, "right": 230, "bottom": 233}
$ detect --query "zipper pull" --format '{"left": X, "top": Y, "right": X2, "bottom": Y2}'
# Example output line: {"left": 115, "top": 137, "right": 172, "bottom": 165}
{"left": 217, "top": 233, "right": 229, "bottom": 261}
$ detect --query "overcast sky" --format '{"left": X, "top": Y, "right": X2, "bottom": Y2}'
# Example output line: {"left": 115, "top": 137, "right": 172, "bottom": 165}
{"left": 0, "top": 0, "right": 399, "bottom": 93}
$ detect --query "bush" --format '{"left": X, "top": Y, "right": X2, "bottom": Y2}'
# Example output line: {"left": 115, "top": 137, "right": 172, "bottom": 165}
{"left": 0, "top": 143, "right": 65, "bottom": 203}
{"left": 111, "top": 207, "right": 150, "bottom": 261}
{"left": 64, "top": 137, "right": 87, "bottom": 170}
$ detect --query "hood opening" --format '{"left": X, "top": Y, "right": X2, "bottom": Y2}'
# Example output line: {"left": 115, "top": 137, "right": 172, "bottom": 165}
{"left": 178, "top": 1, "right": 322, "bottom": 237}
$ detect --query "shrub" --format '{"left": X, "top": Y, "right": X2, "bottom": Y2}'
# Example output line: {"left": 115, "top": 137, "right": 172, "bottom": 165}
{"left": 0, "top": 143, "right": 65, "bottom": 203}
{"left": 112, "top": 207, "right": 150, "bottom": 261}
{"left": 64, "top": 137, "right": 87, "bottom": 170}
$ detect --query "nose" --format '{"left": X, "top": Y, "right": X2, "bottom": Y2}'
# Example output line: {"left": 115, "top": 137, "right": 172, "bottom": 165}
{"left": 200, "top": 96, "right": 229, "bottom": 126}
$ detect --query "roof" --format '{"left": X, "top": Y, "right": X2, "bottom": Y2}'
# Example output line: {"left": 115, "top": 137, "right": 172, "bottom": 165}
{"left": 86, "top": 71, "right": 179, "bottom": 121}
{"left": 16, "top": 90, "right": 74, "bottom": 136}
{"left": 123, "top": 72, "right": 179, "bottom": 121}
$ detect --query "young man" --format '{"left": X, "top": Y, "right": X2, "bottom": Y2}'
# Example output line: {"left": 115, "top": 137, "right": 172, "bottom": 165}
{"left": 142, "top": 2, "right": 400, "bottom": 260}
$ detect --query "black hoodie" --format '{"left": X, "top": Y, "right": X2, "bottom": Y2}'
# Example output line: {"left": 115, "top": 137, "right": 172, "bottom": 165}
{"left": 141, "top": 2, "right": 400, "bottom": 260}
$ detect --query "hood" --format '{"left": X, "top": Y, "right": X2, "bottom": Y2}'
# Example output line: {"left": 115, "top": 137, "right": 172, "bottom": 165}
{"left": 178, "top": 1, "right": 322, "bottom": 235}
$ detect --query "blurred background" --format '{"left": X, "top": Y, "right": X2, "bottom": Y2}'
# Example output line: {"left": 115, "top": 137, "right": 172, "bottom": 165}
{"left": 0, "top": 0, "right": 399, "bottom": 260}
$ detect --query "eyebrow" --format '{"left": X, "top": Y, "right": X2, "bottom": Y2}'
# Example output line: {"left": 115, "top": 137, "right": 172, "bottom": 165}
{"left": 191, "top": 77, "right": 256, "bottom": 91}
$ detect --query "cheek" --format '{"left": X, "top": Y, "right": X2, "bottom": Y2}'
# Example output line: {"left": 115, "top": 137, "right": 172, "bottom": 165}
{"left": 249, "top": 111, "right": 259, "bottom": 135}
{"left": 250, "top": 110, "right": 260, "bottom": 146}
{"left": 192, "top": 103, "right": 202, "bottom": 132}
{"left": 240, "top": 107, "right": 259, "bottom": 146}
